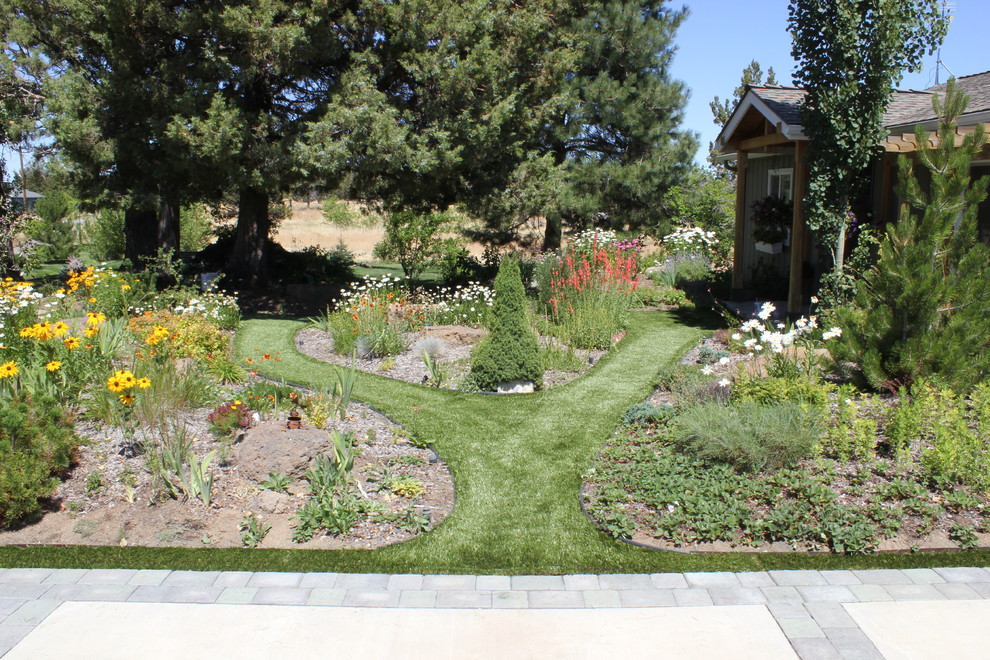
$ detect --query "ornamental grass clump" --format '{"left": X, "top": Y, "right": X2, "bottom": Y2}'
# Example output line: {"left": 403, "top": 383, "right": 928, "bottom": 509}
{"left": 469, "top": 258, "right": 542, "bottom": 391}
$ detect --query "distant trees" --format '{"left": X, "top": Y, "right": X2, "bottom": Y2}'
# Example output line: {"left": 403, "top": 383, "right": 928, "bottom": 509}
{"left": 708, "top": 60, "right": 777, "bottom": 176}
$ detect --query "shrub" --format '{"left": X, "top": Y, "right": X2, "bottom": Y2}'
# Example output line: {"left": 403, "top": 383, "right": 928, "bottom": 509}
{"left": 470, "top": 258, "right": 543, "bottom": 391}
{"left": 731, "top": 375, "right": 832, "bottom": 406}
{"left": 86, "top": 208, "right": 126, "bottom": 260}
{"left": 128, "top": 312, "right": 229, "bottom": 363}
{"left": 831, "top": 81, "right": 990, "bottom": 391}
{"left": 672, "top": 401, "right": 823, "bottom": 472}
{"left": 0, "top": 395, "right": 80, "bottom": 528}
{"left": 373, "top": 210, "right": 455, "bottom": 281}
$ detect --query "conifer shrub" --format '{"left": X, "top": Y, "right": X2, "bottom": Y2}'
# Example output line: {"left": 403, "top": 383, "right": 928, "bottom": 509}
{"left": 0, "top": 395, "right": 80, "bottom": 528}
{"left": 469, "top": 258, "right": 543, "bottom": 391}
{"left": 832, "top": 80, "right": 990, "bottom": 391}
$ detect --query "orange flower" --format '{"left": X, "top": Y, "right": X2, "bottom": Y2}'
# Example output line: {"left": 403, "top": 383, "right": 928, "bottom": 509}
{"left": 262, "top": 354, "right": 271, "bottom": 360}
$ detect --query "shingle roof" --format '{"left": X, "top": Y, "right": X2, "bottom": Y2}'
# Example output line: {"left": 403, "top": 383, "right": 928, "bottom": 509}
{"left": 927, "top": 70, "right": 990, "bottom": 117}
{"left": 748, "top": 70, "right": 990, "bottom": 130}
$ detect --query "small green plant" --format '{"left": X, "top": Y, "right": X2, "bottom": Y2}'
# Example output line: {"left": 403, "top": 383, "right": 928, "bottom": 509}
{"left": 949, "top": 523, "right": 979, "bottom": 550}
{"left": 333, "top": 358, "right": 357, "bottom": 420}
{"left": 298, "top": 390, "right": 335, "bottom": 429}
{"left": 387, "top": 507, "right": 431, "bottom": 533}
{"left": 260, "top": 472, "right": 291, "bottom": 493}
{"left": 387, "top": 455, "right": 426, "bottom": 467}
{"left": 85, "top": 470, "right": 106, "bottom": 497}
{"left": 182, "top": 450, "right": 216, "bottom": 507}
{"left": 384, "top": 474, "right": 426, "bottom": 498}
{"left": 621, "top": 402, "right": 675, "bottom": 427}
{"left": 239, "top": 513, "right": 271, "bottom": 548}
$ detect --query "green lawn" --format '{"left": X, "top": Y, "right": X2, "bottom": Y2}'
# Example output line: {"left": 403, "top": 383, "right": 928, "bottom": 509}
{"left": 3, "top": 310, "right": 990, "bottom": 572}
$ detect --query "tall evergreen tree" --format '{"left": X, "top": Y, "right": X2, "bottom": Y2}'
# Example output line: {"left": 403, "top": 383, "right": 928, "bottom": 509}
{"left": 833, "top": 80, "right": 990, "bottom": 391}
{"left": 10, "top": 0, "right": 221, "bottom": 266}
{"left": 535, "top": 0, "right": 697, "bottom": 249}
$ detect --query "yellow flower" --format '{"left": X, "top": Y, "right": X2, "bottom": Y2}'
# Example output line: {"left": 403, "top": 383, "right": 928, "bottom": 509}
{"left": 64, "top": 336, "right": 81, "bottom": 350}
{"left": 52, "top": 322, "right": 70, "bottom": 337}
{"left": 136, "top": 377, "right": 151, "bottom": 389}
{"left": 86, "top": 312, "right": 107, "bottom": 327}
{"left": 122, "top": 284, "right": 131, "bottom": 291}
{"left": 88, "top": 297, "right": 97, "bottom": 304}
{"left": 84, "top": 327, "right": 100, "bottom": 338}
{"left": 118, "top": 394, "right": 135, "bottom": 405}
{"left": 0, "top": 361, "right": 18, "bottom": 378}
{"left": 45, "top": 360, "right": 62, "bottom": 372}
{"left": 107, "top": 375, "right": 126, "bottom": 392}
{"left": 19, "top": 327, "right": 34, "bottom": 338}
{"left": 32, "top": 323, "right": 53, "bottom": 340}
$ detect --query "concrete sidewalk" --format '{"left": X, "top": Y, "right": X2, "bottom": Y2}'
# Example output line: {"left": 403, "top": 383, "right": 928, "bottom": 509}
{"left": 2, "top": 566, "right": 990, "bottom": 658}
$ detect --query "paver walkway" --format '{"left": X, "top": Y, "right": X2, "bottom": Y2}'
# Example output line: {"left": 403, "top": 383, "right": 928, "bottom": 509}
{"left": 4, "top": 567, "right": 990, "bottom": 658}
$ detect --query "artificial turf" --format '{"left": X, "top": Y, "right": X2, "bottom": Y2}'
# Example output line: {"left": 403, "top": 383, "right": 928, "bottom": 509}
{"left": 3, "top": 310, "right": 990, "bottom": 573}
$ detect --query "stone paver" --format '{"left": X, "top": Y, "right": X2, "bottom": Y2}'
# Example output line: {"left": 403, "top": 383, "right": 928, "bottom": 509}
{"left": 77, "top": 569, "right": 138, "bottom": 585}
{"left": 252, "top": 587, "right": 311, "bottom": 605}
{"left": 789, "top": 637, "right": 842, "bottom": 660}
{"left": 822, "top": 627, "right": 884, "bottom": 660}
{"left": 246, "top": 572, "right": 303, "bottom": 589}
{"left": 684, "top": 571, "right": 741, "bottom": 589}
{"left": 935, "top": 567, "right": 990, "bottom": 583}
{"left": 1, "top": 567, "right": 989, "bottom": 658}
{"left": 422, "top": 575, "right": 476, "bottom": 591}
{"left": 398, "top": 590, "right": 437, "bottom": 608}
{"left": 526, "top": 590, "right": 583, "bottom": 608}
{"left": 510, "top": 575, "right": 564, "bottom": 590}
{"left": 882, "top": 583, "right": 946, "bottom": 601}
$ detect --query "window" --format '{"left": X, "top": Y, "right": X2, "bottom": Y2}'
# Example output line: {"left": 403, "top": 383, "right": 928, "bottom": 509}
{"left": 768, "top": 168, "right": 794, "bottom": 201}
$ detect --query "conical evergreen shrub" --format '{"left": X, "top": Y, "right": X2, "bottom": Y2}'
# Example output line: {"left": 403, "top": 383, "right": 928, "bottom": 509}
{"left": 833, "top": 79, "right": 990, "bottom": 391}
{"left": 469, "top": 257, "right": 543, "bottom": 391}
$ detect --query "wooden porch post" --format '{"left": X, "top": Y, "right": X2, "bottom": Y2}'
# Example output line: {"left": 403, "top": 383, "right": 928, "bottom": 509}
{"left": 787, "top": 141, "right": 807, "bottom": 317}
{"left": 731, "top": 151, "right": 749, "bottom": 293}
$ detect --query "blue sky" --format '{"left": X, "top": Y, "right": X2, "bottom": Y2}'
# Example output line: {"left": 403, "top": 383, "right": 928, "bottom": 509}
{"left": 671, "top": 0, "right": 989, "bottom": 164}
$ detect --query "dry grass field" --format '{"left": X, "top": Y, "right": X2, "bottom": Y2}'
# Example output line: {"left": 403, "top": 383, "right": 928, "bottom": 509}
{"left": 273, "top": 200, "right": 547, "bottom": 259}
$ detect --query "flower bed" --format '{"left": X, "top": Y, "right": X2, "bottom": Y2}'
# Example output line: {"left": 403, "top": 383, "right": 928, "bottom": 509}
{"left": 583, "top": 303, "right": 990, "bottom": 554}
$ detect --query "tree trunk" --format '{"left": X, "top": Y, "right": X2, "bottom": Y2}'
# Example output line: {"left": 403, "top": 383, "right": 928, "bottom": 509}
{"left": 158, "top": 189, "right": 180, "bottom": 254}
{"left": 542, "top": 213, "right": 562, "bottom": 252}
{"left": 228, "top": 187, "right": 271, "bottom": 285}
{"left": 124, "top": 201, "right": 158, "bottom": 268}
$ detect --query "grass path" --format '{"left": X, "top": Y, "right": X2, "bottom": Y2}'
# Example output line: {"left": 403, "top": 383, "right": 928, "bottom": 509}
{"left": 3, "top": 311, "right": 989, "bottom": 572}
{"left": 236, "top": 310, "right": 705, "bottom": 573}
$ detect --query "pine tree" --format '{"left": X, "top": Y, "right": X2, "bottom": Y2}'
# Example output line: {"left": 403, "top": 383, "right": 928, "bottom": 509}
{"left": 834, "top": 79, "right": 990, "bottom": 391}
{"left": 469, "top": 258, "right": 543, "bottom": 392}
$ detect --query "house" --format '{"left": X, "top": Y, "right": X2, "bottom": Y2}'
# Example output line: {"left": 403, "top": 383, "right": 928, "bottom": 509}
{"left": 7, "top": 188, "right": 44, "bottom": 212}
{"left": 715, "top": 70, "right": 990, "bottom": 315}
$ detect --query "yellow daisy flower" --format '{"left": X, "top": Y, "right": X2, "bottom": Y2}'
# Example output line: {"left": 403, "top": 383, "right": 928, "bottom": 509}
{"left": 45, "top": 360, "right": 62, "bottom": 372}
{"left": 84, "top": 327, "right": 100, "bottom": 338}
{"left": 0, "top": 361, "right": 19, "bottom": 378}
{"left": 52, "top": 322, "right": 70, "bottom": 337}
{"left": 64, "top": 336, "right": 81, "bottom": 350}
{"left": 118, "top": 394, "right": 136, "bottom": 405}
{"left": 136, "top": 377, "right": 151, "bottom": 389}
{"left": 107, "top": 375, "right": 126, "bottom": 392}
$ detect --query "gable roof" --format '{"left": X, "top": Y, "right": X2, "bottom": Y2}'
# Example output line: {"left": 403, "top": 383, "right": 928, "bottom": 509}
{"left": 716, "top": 70, "right": 990, "bottom": 153}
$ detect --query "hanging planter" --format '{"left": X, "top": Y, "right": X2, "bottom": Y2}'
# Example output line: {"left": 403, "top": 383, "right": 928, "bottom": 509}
{"left": 750, "top": 195, "right": 793, "bottom": 251}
